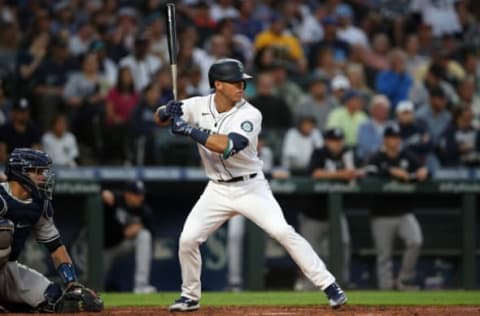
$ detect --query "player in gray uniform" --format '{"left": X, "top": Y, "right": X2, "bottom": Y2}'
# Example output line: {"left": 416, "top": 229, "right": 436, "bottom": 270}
{"left": 154, "top": 59, "right": 347, "bottom": 312}
{"left": 0, "top": 148, "right": 103, "bottom": 313}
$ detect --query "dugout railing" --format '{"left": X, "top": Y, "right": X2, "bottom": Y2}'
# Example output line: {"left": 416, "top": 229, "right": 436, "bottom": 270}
{"left": 49, "top": 167, "right": 478, "bottom": 290}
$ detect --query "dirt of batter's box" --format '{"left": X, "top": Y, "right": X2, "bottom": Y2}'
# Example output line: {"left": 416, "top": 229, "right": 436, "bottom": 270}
{"left": 10, "top": 306, "right": 480, "bottom": 316}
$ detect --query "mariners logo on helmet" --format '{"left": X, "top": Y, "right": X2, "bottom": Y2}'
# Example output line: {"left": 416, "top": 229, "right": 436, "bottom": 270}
{"left": 208, "top": 58, "right": 253, "bottom": 89}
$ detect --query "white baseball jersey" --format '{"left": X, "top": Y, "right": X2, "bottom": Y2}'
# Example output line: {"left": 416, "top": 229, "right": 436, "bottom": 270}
{"left": 181, "top": 94, "right": 263, "bottom": 181}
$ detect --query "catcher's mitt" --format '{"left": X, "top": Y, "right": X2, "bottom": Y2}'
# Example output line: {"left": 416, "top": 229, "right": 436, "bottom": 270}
{"left": 56, "top": 283, "right": 104, "bottom": 313}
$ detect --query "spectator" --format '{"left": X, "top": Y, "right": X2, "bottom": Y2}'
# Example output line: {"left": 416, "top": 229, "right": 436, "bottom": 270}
{"left": 282, "top": 115, "right": 323, "bottom": 175}
{"left": 330, "top": 74, "right": 350, "bottom": 106}
{"left": 120, "top": 34, "right": 162, "bottom": 92}
{"left": 130, "top": 83, "right": 161, "bottom": 165}
{"left": 63, "top": 52, "right": 109, "bottom": 162}
{"left": 335, "top": 4, "right": 369, "bottom": 48}
{"left": 269, "top": 63, "right": 306, "bottom": 115}
{"left": 102, "top": 180, "right": 156, "bottom": 294}
{"left": 16, "top": 32, "right": 49, "bottom": 99}
{"left": 403, "top": 34, "right": 430, "bottom": 78}
{"left": 457, "top": 76, "right": 480, "bottom": 110}
{"left": 312, "top": 47, "right": 341, "bottom": 81}
{"left": 254, "top": 13, "right": 306, "bottom": 71}
{"left": 357, "top": 95, "right": 391, "bottom": 163}
{"left": 0, "top": 80, "right": 12, "bottom": 126}
{"left": 216, "top": 18, "right": 253, "bottom": 66}
{"left": 33, "top": 35, "right": 77, "bottom": 132}
{"left": 455, "top": 0, "right": 480, "bottom": 49}
{"left": 375, "top": 49, "right": 413, "bottom": 110}
{"left": 0, "top": 98, "right": 41, "bottom": 163}
{"left": 410, "top": 0, "right": 461, "bottom": 37}
{"left": 308, "top": 16, "right": 350, "bottom": 69}
{"left": 438, "top": 106, "right": 480, "bottom": 166}
{"left": 366, "top": 124, "right": 427, "bottom": 290}
{"left": 362, "top": 33, "right": 390, "bottom": 74}
{"left": 233, "top": 0, "right": 265, "bottom": 41}
{"left": 294, "top": 128, "right": 361, "bottom": 289}
{"left": 0, "top": 22, "right": 21, "bottom": 75}
{"left": 249, "top": 71, "right": 292, "bottom": 129}
{"left": 146, "top": 13, "right": 169, "bottom": 65}
{"left": 295, "top": 74, "right": 336, "bottom": 131}
{"left": 89, "top": 39, "right": 118, "bottom": 87}
{"left": 415, "top": 87, "right": 452, "bottom": 146}
{"left": 103, "top": 66, "right": 139, "bottom": 164}
{"left": 68, "top": 21, "right": 97, "bottom": 56}
{"left": 409, "top": 63, "right": 458, "bottom": 109}
{"left": 326, "top": 90, "right": 368, "bottom": 147}
{"left": 346, "top": 63, "right": 374, "bottom": 103}
{"left": 41, "top": 112, "right": 78, "bottom": 167}
{"left": 210, "top": 0, "right": 239, "bottom": 22}
{"left": 396, "top": 101, "right": 434, "bottom": 166}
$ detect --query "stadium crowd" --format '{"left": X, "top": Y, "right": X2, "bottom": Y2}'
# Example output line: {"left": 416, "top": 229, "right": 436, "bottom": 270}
{"left": 0, "top": 0, "right": 478, "bottom": 170}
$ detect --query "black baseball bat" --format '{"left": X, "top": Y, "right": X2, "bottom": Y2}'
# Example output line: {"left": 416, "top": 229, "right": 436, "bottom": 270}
{"left": 166, "top": 3, "right": 178, "bottom": 100}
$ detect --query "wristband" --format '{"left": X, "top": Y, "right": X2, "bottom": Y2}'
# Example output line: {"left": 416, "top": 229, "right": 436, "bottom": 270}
{"left": 57, "top": 263, "right": 77, "bottom": 285}
{"left": 190, "top": 128, "right": 209, "bottom": 146}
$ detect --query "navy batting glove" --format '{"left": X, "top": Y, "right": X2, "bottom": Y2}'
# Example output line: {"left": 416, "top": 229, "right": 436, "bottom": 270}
{"left": 171, "top": 116, "right": 193, "bottom": 136}
{"left": 165, "top": 100, "right": 184, "bottom": 117}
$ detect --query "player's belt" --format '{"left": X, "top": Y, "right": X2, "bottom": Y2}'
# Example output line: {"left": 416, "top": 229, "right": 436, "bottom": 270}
{"left": 216, "top": 173, "right": 257, "bottom": 183}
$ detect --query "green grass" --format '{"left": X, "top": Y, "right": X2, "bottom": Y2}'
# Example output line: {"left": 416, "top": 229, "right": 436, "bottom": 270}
{"left": 101, "top": 291, "right": 480, "bottom": 307}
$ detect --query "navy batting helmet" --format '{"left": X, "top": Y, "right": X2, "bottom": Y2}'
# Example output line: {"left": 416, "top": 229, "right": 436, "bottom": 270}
{"left": 5, "top": 148, "right": 55, "bottom": 200}
{"left": 208, "top": 58, "right": 253, "bottom": 89}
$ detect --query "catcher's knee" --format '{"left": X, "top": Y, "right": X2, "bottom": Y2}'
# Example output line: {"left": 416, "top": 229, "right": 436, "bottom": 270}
{"left": 0, "top": 218, "right": 14, "bottom": 260}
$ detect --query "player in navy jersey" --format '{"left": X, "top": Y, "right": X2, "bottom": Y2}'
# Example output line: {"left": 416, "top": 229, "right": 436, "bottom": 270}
{"left": 0, "top": 148, "right": 103, "bottom": 313}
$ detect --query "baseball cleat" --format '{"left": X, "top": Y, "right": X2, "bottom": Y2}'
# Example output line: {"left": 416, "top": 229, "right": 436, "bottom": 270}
{"left": 324, "top": 282, "right": 347, "bottom": 309}
{"left": 168, "top": 296, "right": 200, "bottom": 312}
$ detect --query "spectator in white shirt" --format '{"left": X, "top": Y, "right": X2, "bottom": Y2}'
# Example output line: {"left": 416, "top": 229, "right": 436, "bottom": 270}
{"left": 120, "top": 34, "right": 162, "bottom": 92}
{"left": 335, "top": 4, "right": 368, "bottom": 48}
{"left": 41, "top": 113, "right": 79, "bottom": 167}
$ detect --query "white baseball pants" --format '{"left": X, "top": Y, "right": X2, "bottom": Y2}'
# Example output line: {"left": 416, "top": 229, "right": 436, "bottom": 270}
{"left": 178, "top": 176, "right": 335, "bottom": 300}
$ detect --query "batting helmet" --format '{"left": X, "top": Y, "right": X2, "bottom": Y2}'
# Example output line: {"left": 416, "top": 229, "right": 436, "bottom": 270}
{"left": 208, "top": 58, "right": 253, "bottom": 89}
{"left": 5, "top": 148, "right": 55, "bottom": 200}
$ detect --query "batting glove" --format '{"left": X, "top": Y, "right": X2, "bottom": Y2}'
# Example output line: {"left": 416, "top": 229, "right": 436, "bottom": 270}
{"left": 165, "top": 100, "right": 184, "bottom": 117}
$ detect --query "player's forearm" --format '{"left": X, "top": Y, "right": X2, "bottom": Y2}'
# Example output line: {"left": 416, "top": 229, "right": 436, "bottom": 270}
{"left": 51, "top": 245, "right": 73, "bottom": 268}
{"left": 204, "top": 134, "right": 229, "bottom": 154}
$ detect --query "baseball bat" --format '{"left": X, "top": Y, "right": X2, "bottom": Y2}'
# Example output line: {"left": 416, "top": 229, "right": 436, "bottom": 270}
{"left": 166, "top": 3, "right": 178, "bottom": 100}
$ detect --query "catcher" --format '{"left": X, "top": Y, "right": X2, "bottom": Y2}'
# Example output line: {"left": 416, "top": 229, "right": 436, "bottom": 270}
{"left": 0, "top": 148, "right": 103, "bottom": 313}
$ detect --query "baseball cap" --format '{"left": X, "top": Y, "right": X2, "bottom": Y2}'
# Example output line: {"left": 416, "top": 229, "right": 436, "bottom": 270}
{"left": 322, "top": 15, "right": 338, "bottom": 26}
{"left": 396, "top": 100, "right": 414, "bottom": 114}
{"left": 125, "top": 180, "right": 145, "bottom": 195}
{"left": 331, "top": 75, "right": 350, "bottom": 91}
{"left": 12, "top": 98, "right": 29, "bottom": 111}
{"left": 335, "top": 4, "right": 353, "bottom": 18}
{"left": 384, "top": 124, "right": 401, "bottom": 137}
{"left": 324, "top": 128, "right": 344, "bottom": 140}
{"left": 341, "top": 90, "right": 363, "bottom": 103}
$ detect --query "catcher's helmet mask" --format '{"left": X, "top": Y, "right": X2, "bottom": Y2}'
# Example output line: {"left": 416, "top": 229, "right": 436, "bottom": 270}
{"left": 208, "top": 58, "right": 253, "bottom": 89}
{"left": 5, "top": 148, "right": 55, "bottom": 200}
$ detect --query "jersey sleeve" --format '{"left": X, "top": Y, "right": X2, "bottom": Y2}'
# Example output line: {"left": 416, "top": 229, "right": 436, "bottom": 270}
{"left": 34, "top": 200, "right": 61, "bottom": 247}
{"left": 228, "top": 108, "right": 262, "bottom": 143}
{"left": 180, "top": 96, "right": 201, "bottom": 125}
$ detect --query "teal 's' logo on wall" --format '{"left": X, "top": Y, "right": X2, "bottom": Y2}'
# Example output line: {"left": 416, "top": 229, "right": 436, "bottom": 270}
{"left": 240, "top": 121, "right": 253, "bottom": 132}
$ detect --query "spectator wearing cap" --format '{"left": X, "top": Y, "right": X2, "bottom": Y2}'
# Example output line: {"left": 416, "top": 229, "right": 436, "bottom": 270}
{"left": 41, "top": 112, "right": 78, "bottom": 167}
{"left": 307, "top": 15, "right": 350, "bottom": 69}
{"left": 281, "top": 115, "right": 323, "bottom": 175}
{"left": 438, "top": 106, "right": 480, "bottom": 166}
{"left": 330, "top": 74, "right": 350, "bottom": 106}
{"left": 293, "top": 127, "right": 360, "bottom": 290}
{"left": 375, "top": 49, "right": 413, "bottom": 109}
{"left": 33, "top": 35, "right": 77, "bottom": 132}
{"left": 102, "top": 180, "right": 156, "bottom": 294}
{"left": 326, "top": 90, "right": 368, "bottom": 147}
{"left": 0, "top": 98, "right": 41, "bottom": 163}
{"left": 356, "top": 95, "right": 391, "bottom": 163}
{"left": 335, "top": 3, "right": 369, "bottom": 48}
{"left": 253, "top": 13, "right": 306, "bottom": 71}
{"left": 415, "top": 87, "right": 452, "bottom": 146}
{"left": 89, "top": 39, "right": 118, "bottom": 86}
{"left": 295, "top": 73, "right": 337, "bottom": 131}
{"left": 396, "top": 100, "right": 434, "bottom": 166}
{"left": 119, "top": 33, "right": 162, "bottom": 92}
{"left": 366, "top": 124, "right": 427, "bottom": 290}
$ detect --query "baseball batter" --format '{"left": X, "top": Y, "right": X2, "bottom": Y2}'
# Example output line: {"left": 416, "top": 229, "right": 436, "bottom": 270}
{"left": 154, "top": 59, "right": 347, "bottom": 312}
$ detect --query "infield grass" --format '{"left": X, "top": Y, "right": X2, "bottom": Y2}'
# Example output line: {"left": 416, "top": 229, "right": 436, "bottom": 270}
{"left": 101, "top": 291, "right": 480, "bottom": 307}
